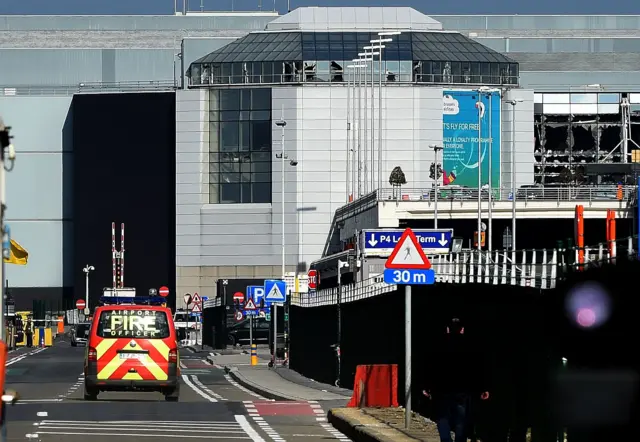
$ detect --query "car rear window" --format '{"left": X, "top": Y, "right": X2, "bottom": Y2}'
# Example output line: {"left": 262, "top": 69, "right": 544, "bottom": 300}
{"left": 97, "top": 309, "right": 170, "bottom": 339}
{"left": 76, "top": 324, "right": 90, "bottom": 337}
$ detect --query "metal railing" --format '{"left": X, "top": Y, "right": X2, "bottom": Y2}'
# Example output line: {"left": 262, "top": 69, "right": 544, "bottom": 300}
{"left": 1, "top": 80, "right": 176, "bottom": 96}
{"left": 187, "top": 72, "right": 519, "bottom": 88}
{"left": 294, "top": 236, "right": 638, "bottom": 308}
{"left": 375, "top": 185, "right": 636, "bottom": 203}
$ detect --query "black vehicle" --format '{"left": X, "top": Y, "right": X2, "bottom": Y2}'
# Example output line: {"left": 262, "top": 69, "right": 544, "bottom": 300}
{"left": 227, "top": 317, "right": 270, "bottom": 346}
{"left": 71, "top": 322, "right": 91, "bottom": 347}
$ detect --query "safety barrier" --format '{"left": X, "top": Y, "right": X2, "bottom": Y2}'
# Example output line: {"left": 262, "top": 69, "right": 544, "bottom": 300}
{"left": 294, "top": 235, "right": 638, "bottom": 308}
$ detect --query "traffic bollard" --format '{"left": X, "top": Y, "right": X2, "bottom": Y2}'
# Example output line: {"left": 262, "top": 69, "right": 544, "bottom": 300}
{"left": 250, "top": 344, "right": 258, "bottom": 366}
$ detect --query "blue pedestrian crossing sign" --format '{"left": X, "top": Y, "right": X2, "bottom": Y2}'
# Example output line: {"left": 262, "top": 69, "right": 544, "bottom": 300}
{"left": 264, "top": 279, "right": 287, "bottom": 303}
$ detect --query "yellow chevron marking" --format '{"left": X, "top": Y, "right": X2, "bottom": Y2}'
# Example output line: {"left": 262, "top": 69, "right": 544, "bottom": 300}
{"left": 143, "top": 355, "right": 168, "bottom": 381}
{"left": 96, "top": 339, "right": 118, "bottom": 359}
{"left": 121, "top": 372, "right": 143, "bottom": 381}
{"left": 97, "top": 355, "right": 125, "bottom": 380}
{"left": 148, "top": 340, "right": 170, "bottom": 360}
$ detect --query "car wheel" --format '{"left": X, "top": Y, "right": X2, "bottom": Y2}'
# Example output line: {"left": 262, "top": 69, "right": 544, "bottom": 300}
{"left": 227, "top": 335, "right": 236, "bottom": 346}
{"left": 71, "top": 342, "right": 77, "bottom": 347}
{"left": 83, "top": 385, "right": 98, "bottom": 401}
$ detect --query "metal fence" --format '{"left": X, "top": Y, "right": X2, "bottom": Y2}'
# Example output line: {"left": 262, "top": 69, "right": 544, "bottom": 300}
{"left": 1, "top": 80, "right": 176, "bottom": 96}
{"left": 376, "top": 185, "right": 636, "bottom": 203}
{"left": 294, "top": 235, "right": 638, "bottom": 308}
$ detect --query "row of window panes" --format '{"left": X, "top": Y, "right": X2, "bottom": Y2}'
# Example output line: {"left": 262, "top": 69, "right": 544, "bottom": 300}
{"left": 210, "top": 110, "right": 271, "bottom": 122}
{"left": 210, "top": 171, "right": 272, "bottom": 184}
{"left": 536, "top": 103, "right": 621, "bottom": 115}
{"left": 534, "top": 93, "right": 622, "bottom": 104}
{"left": 434, "top": 15, "right": 640, "bottom": 31}
{"left": 212, "top": 120, "right": 272, "bottom": 152}
{"left": 210, "top": 88, "right": 271, "bottom": 112}
{"left": 210, "top": 158, "right": 271, "bottom": 175}
{"left": 478, "top": 37, "right": 640, "bottom": 53}
{"left": 191, "top": 61, "right": 518, "bottom": 86}
{"left": 534, "top": 93, "right": 640, "bottom": 105}
{"left": 211, "top": 182, "right": 272, "bottom": 204}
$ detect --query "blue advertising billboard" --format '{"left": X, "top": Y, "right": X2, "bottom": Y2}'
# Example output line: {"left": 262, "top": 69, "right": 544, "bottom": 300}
{"left": 442, "top": 90, "right": 501, "bottom": 189}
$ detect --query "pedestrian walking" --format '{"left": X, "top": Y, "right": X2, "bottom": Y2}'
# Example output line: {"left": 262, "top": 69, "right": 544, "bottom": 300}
{"left": 422, "top": 317, "right": 490, "bottom": 442}
{"left": 25, "top": 317, "right": 33, "bottom": 348}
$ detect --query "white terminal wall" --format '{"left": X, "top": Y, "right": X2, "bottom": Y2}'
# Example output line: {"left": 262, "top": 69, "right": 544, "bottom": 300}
{"left": 175, "top": 85, "right": 535, "bottom": 277}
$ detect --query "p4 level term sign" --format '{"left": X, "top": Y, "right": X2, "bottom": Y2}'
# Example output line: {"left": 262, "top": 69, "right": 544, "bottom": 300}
{"left": 362, "top": 228, "right": 453, "bottom": 256}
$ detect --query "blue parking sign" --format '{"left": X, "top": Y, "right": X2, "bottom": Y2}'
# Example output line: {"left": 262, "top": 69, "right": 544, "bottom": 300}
{"left": 247, "top": 285, "right": 268, "bottom": 306}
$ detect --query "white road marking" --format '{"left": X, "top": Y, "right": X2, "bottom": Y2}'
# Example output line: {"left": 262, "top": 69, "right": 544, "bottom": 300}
{"left": 235, "top": 415, "right": 265, "bottom": 442}
{"left": 37, "top": 412, "right": 48, "bottom": 417}
{"left": 190, "top": 375, "right": 226, "bottom": 401}
{"left": 6, "top": 347, "right": 48, "bottom": 366}
{"left": 243, "top": 403, "right": 286, "bottom": 442}
{"left": 319, "top": 422, "right": 351, "bottom": 441}
{"left": 31, "top": 420, "right": 253, "bottom": 440}
{"left": 224, "top": 374, "right": 268, "bottom": 400}
{"left": 180, "top": 361, "right": 187, "bottom": 369}
{"left": 181, "top": 374, "right": 218, "bottom": 402}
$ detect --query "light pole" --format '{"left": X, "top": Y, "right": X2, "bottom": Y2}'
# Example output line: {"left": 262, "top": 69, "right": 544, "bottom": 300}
{"left": 363, "top": 44, "right": 384, "bottom": 192}
{"left": 475, "top": 94, "right": 483, "bottom": 252}
{"left": 506, "top": 98, "right": 523, "bottom": 251}
{"left": 0, "top": 118, "right": 15, "bottom": 345}
{"left": 274, "top": 110, "right": 297, "bottom": 367}
{"left": 374, "top": 31, "right": 400, "bottom": 192}
{"left": 358, "top": 50, "right": 377, "bottom": 194}
{"left": 82, "top": 265, "right": 95, "bottom": 314}
{"left": 347, "top": 63, "right": 367, "bottom": 202}
{"left": 358, "top": 51, "right": 373, "bottom": 196}
{"left": 429, "top": 145, "right": 443, "bottom": 228}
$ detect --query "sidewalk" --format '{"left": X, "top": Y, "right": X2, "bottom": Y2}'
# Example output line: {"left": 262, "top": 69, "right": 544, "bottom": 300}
{"left": 207, "top": 352, "right": 352, "bottom": 402}
{"left": 328, "top": 407, "right": 439, "bottom": 442}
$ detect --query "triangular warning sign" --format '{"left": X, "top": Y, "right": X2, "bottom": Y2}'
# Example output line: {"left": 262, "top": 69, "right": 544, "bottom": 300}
{"left": 244, "top": 298, "right": 257, "bottom": 310}
{"left": 191, "top": 293, "right": 202, "bottom": 304}
{"left": 385, "top": 228, "right": 431, "bottom": 270}
{"left": 191, "top": 303, "right": 202, "bottom": 313}
{"left": 265, "top": 282, "right": 285, "bottom": 302}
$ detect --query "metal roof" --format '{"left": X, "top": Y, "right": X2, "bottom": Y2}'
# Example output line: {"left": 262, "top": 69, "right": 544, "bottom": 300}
{"left": 265, "top": 7, "right": 442, "bottom": 32}
{"left": 193, "top": 30, "right": 515, "bottom": 64}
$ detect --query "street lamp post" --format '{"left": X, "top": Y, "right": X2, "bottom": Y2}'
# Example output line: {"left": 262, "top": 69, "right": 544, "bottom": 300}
{"left": 274, "top": 110, "right": 297, "bottom": 367}
{"left": 476, "top": 95, "right": 483, "bottom": 252}
{"left": 358, "top": 50, "right": 377, "bottom": 194}
{"left": 429, "top": 145, "right": 443, "bottom": 228}
{"left": 348, "top": 63, "right": 367, "bottom": 201}
{"left": 363, "top": 45, "right": 384, "bottom": 192}
{"left": 83, "top": 265, "right": 95, "bottom": 314}
{"left": 374, "top": 31, "right": 400, "bottom": 191}
{"left": 506, "top": 98, "right": 523, "bottom": 251}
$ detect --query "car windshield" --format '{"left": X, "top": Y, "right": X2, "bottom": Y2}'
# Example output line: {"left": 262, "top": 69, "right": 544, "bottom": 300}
{"left": 76, "top": 324, "right": 90, "bottom": 337}
{"left": 97, "top": 309, "right": 170, "bottom": 339}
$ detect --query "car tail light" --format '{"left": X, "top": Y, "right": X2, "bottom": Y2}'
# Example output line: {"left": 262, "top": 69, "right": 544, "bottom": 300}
{"left": 168, "top": 349, "right": 178, "bottom": 364}
{"left": 87, "top": 347, "right": 97, "bottom": 361}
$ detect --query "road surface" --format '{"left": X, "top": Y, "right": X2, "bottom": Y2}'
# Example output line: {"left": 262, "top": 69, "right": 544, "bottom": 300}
{"left": 4, "top": 341, "right": 350, "bottom": 442}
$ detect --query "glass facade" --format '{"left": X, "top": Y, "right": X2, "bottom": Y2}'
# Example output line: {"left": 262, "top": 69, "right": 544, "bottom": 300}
{"left": 188, "top": 31, "right": 518, "bottom": 87}
{"left": 209, "top": 88, "right": 272, "bottom": 204}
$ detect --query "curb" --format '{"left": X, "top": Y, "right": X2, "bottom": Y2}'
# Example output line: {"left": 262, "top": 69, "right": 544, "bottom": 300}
{"left": 327, "top": 408, "right": 415, "bottom": 442}
{"left": 226, "top": 366, "right": 296, "bottom": 401}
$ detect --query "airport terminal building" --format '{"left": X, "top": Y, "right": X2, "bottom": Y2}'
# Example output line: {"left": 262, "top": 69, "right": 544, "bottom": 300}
{"left": 1, "top": 8, "right": 639, "bottom": 309}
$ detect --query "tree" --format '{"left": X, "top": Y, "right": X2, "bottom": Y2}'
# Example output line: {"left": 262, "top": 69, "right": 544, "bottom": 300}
{"left": 389, "top": 166, "right": 407, "bottom": 186}
{"left": 389, "top": 166, "right": 407, "bottom": 199}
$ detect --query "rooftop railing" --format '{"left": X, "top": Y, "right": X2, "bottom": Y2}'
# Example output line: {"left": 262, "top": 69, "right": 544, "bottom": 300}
{"left": 187, "top": 72, "right": 519, "bottom": 88}
{"left": 1, "top": 80, "right": 176, "bottom": 96}
{"left": 375, "top": 185, "right": 636, "bottom": 203}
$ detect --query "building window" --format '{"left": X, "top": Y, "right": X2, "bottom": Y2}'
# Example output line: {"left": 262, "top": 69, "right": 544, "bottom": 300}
{"left": 209, "top": 88, "right": 272, "bottom": 204}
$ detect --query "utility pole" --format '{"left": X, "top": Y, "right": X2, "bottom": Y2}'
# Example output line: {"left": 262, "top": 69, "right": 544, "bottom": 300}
{"left": 0, "top": 118, "right": 14, "bottom": 343}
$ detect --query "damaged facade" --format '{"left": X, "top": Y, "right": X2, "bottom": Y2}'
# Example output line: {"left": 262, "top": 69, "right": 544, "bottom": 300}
{"left": 534, "top": 92, "right": 640, "bottom": 184}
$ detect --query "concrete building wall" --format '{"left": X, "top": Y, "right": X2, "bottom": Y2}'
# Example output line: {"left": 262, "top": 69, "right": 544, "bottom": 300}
{"left": 501, "top": 89, "right": 536, "bottom": 190}
{"left": 1, "top": 96, "right": 73, "bottom": 288}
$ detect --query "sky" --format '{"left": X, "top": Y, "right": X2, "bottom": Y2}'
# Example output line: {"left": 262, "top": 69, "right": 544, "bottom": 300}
{"left": 0, "top": 0, "right": 637, "bottom": 16}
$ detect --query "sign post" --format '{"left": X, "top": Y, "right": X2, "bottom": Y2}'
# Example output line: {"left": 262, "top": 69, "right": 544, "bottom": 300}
{"left": 384, "top": 228, "right": 435, "bottom": 429}
{"left": 244, "top": 298, "right": 257, "bottom": 365}
{"left": 191, "top": 293, "right": 202, "bottom": 346}
{"left": 264, "top": 280, "right": 287, "bottom": 366}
